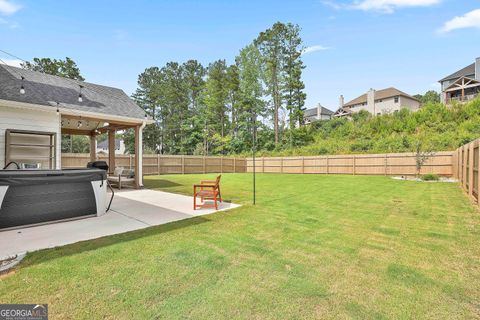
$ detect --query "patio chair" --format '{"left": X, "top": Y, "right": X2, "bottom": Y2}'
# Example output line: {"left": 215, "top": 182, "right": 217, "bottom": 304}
{"left": 107, "top": 167, "right": 135, "bottom": 190}
{"left": 193, "top": 175, "right": 222, "bottom": 210}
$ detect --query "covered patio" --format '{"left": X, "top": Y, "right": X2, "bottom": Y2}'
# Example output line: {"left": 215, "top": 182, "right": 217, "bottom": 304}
{"left": 0, "top": 189, "right": 240, "bottom": 260}
{"left": 60, "top": 112, "right": 146, "bottom": 188}
{"left": 444, "top": 76, "right": 480, "bottom": 103}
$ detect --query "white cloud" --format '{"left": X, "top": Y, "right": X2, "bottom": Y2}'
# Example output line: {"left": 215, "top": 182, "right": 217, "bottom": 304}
{"left": 325, "top": 0, "right": 440, "bottom": 13}
{"left": 0, "top": 58, "right": 22, "bottom": 67}
{"left": 0, "top": 0, "right": 21, "bottom": 15}
{"left": 302, "top": 45, "right": 331, "bottom": 55}
{"left": 439, "top": 9, "right": 480, "bottom": 33}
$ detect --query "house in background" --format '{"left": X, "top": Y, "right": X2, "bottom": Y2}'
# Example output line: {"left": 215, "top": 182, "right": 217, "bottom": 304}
{"left": 439, "top": 57, "right": 480, "bottom": 104}
{"left": 333, "top": 87, "right": 420, "bottom": 117}
{"left": 304, "top": 104, "right": 334, "bottom": 123}
{"left": 97, "top": 138, "right": 125, "bottom": 155}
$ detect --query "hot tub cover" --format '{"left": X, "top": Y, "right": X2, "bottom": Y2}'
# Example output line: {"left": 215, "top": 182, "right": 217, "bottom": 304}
{"left": 0, "top": 169, "right": 106, "bottom": 186}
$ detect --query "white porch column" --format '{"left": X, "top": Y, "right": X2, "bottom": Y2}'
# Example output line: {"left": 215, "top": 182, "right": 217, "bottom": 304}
{"left": 135, "top": 122, "right": 146, "bottom": 188}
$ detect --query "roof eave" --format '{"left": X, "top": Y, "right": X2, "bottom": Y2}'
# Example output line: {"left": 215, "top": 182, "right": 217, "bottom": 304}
{"left": 0, "top": 98, "right": 149, "bottom": 125}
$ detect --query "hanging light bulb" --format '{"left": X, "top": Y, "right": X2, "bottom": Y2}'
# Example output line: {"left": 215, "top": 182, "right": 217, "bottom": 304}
{"left": 78, "top": 85, "right": 83, "bottom": 103}
{"left": 144, "top": 113, "right": 148, "bottom": 120}
{"left": 77, "top": 120, "right": 82, "bottom": 128}
{"left": 19, "top": 76, "right": 25, "bottom": 94}
{"left": 56, "top": 102, "right": 60, "bottom": 114}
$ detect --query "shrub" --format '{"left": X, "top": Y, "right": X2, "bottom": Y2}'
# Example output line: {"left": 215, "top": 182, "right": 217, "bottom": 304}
{"left": 421, "top": 174, "right": 440, "bottom": 181}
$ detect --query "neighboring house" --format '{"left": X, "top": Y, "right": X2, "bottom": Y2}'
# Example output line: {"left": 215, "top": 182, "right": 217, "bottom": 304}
{"left": 304, "top": 104, "right": 334, "bottom": 123}
{"left": 439, "top": 57, "right": 480, "bottom": 104}
{"left": 0, "top": 64, "right": 152, "bottom": 187}
{"left": 334, "top": 87, "right": 420, "bottom": 117}
{"left": 97, "top": 138, "right": 125, "bottom": 155}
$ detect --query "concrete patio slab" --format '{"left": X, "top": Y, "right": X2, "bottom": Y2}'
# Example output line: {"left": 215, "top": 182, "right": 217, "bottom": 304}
{"left": 0, "top": 189, "right": 240, "bottom": 260}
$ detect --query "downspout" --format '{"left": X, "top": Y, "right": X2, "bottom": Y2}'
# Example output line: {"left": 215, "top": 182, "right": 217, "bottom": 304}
{"left": 138, "top": 121, "right": 147, "bottom": 187}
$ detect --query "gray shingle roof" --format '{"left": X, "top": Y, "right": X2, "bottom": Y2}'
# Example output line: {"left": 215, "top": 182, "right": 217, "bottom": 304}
{"left": 343, "top": 87, "right": 419, "bottom": 107}
{"left": 0, "top": 64, "right": 145, "bottom": 120}
{"left": 439, "top": 63, "right": 475, "bottom": 82}
{"left": 304, "top": 106, "right": 334, "bottom": 117}
{"left": 97, "top": 138, "right": 121, "bottom": 149}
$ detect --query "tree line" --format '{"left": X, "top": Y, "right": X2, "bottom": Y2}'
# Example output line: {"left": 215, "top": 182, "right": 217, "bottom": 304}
{"left": 125, "top": 21, "right": 307, "bottom": 155}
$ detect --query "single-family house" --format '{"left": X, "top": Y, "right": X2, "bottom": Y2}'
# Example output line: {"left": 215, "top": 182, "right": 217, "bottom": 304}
{"left": 304, "top": 104, "right": 334, "bottom": 123}
{"left": 97, "top": 138, "right": 126, "bottom": 155}
{"left": 439, "top": 57, "right": 480, "bottom": 104}
{"left": 0, "top": 64, "right": 152, "bottom": 188}
{"left": 334, "top": 87, "right": 420, "bottom": 117}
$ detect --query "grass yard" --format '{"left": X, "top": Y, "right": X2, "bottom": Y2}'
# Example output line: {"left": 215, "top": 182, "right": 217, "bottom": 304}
{"left": 1, "top": 173, "right": 480, "bottom": 319}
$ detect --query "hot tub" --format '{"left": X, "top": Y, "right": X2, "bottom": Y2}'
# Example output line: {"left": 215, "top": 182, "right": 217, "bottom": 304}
{"left": 0, "top": 169, "right": 107, "bottom": 230}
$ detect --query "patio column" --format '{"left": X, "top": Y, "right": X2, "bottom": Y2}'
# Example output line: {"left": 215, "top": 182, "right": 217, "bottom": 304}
{"left": 89, "top": 131, "right": 97, "bottom": 162}
{"left": 108, "top": 129, "right": 116, "bottom": 174}
{"left": 134, "top": 124, "right": 144, "bottom": 188}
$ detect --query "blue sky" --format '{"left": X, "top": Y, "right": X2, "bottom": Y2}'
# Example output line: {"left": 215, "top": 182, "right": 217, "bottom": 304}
{"left": 0, "top": 0, "right": 479, "bottom": 110}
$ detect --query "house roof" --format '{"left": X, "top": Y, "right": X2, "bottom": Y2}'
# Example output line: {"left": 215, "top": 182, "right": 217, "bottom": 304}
{"left": 0, "top": 64, "right": 146, "bottom": 120}
{"left": 439, "top": 63, "right": 475, "bottom": 83}
{"left": 304, "top": 105, "right": 335, "bottom": 117}
{"left": 343, "top": 87, "right": 419, "bottom": 107}
{"left": 97, "top": 138, "right": 121, "bottom": 149}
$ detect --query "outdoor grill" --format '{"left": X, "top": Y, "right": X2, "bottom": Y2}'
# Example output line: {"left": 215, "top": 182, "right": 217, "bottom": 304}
{"left": 87, "top": 161, "right": 109, "bottom": 171}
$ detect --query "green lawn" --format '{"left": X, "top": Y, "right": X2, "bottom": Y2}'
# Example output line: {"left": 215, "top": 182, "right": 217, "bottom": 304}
{"left": 1, "top": 174, "right": 480, "bottom": 319}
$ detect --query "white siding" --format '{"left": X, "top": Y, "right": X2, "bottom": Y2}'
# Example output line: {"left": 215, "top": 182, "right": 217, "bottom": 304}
{"left": 0, "top": 105, "right": 61, "bottom": 169}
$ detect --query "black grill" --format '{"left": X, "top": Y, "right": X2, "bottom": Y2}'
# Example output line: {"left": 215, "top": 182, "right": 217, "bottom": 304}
{"left": 87, "top": 161, "right": 109, "bottom": 171}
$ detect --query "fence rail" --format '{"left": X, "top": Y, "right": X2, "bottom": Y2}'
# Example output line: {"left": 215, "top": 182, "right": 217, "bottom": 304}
{"left": 247, "top": 151, "right": 454, "bottom": 176}
{"left": 452, "top": 138, "right": 480, "bottom": 205}
{"left": 61, "top": 154, "right": 247, "bottom": 175}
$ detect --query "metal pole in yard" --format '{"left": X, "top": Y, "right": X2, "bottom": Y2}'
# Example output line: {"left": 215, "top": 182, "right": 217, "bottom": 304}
{"left": 252, "top": 109, "right": 257, "bottom": 205}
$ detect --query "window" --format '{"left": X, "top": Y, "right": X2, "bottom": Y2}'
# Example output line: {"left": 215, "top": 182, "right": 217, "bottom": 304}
{"left": 394, "top": 96, "right": 399, "bottom": 103}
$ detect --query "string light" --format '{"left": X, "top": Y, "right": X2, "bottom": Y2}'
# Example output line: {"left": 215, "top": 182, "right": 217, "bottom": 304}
{"left": 77, "top": 120, "right": 82, "bottom": 128}
{"left": 56, "top": 102, "right": 60, "bottom": 114}
{"left": 78, "top": 85, "right": 83, "bottom": 102}
{"left": 19, "top": 76, "right": 25, "bottom": 94}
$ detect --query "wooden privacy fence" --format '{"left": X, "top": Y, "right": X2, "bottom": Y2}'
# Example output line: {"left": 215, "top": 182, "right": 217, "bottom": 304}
{"left": 452, "top": 138, "right": 480, "bottom": 205}
{"left": 247, "top": 151, "right": 454, "bottom": 176}
{"left": 62, "top": 154, "right": 247, "bottom": 175}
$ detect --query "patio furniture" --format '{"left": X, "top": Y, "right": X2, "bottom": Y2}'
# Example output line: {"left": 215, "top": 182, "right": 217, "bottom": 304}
{"left": 107, "top": 167, "right": 135, "bottom": 190}
{"left": 193, "top": 175, "right": 222, "bottom": 210}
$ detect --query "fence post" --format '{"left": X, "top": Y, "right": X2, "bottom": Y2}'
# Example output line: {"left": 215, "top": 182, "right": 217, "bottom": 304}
{"left": 326, "top": 155, "right": 329, "bottom": 174}
{"left": 302, "top": 156, "right": 305, "bottom": 174}
{"left": 220, "top": 157, "right": 223, "bottom": 173}
{"left": 157, "top": 154, "right": 161, "bottom": 175}
{"left": 477, "top": 144, "right": 480, "bottom": 205}
{"left": 233, "top": 158, "right": 236, "bottom": 173}
{"left": 469, "top": 143, "right": 474, "bottom": 198}
{"left": 203, "top": 156, "right": 206, "bottom": 174}
{"left": 463, "top": 145, "right": 467, "bottom": 190}
{"left": 353, "top": 155, "right": 356, "bottom": 176}
{"left": 384, "top": 154, "right": 388, "bottom": 176}
{"left": 129, "top": 154, "right": 132, "bottom": 170}
{"left": 182, "top": 155, "right": 185, "bottom": 174}
{"left": 281, "top": 157, "right": 284, "bottom": 173}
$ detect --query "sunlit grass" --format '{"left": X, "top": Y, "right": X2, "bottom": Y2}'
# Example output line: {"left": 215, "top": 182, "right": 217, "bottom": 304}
{"left": 1, "top": 173, "right": 479, "bottom": 319}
